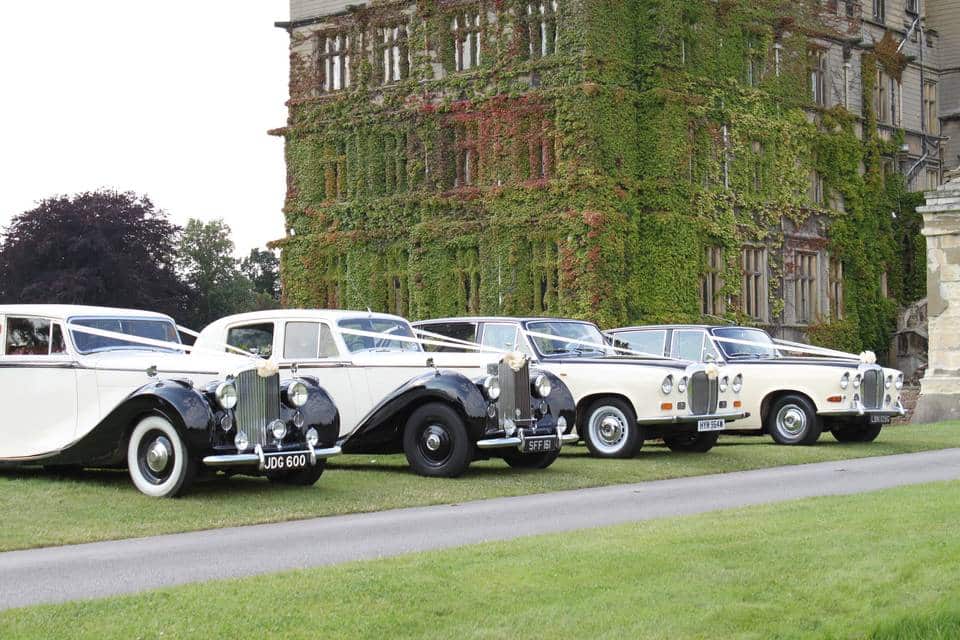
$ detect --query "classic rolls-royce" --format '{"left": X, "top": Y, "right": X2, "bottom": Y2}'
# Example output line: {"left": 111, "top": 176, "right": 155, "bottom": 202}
{"left": 607, "top": 324, "right": 905, "bottom": 445}
{"left": 412, "top": 317, "right": 748, "bottom": 458}
{"left": 0, "top": 305, "right": 341, "bottom": 497}
{"left": 193, "top": 311, "right": 578, "bottom": 477}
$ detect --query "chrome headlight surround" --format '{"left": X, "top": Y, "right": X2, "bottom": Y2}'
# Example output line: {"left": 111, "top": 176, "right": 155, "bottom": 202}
{"left": 852, "top": 374, "right": 861, "bottom": 389}
{"left": 483, "top": 375, "right": 501, "bottom": 401}
{"left": 731, "top": 374, "right": 742, "bottom": 394}
{"left": 840, "top": 372, "right": 850, "bottom": 390}
{"left": 533, "top": 374, "right": 552, "bottom": 398}
{"left": 270, "top": 419, "right": 287, "bottom": 441}
{"left": 284, "top": 380, "right": 309, "bottom": 408}
{"left": 215, "top": 382, "right": 238, "bottom": 410}
{"left": 661, "top": 374, "right": 674, "bottom": 395}
{"left": 885, "top": 375, "right": 893, "bottom": 389}
{"left": 719, "top": 376, "right": 729, "bottom": 393}
{"left": 305, "top": 427, "right": 320, "bottom": 448}
{"left": 895, "top": 373, "right": 904, "bottom": 390}
{"left": 677, "top": 376, "right": 688, "bottom": 394}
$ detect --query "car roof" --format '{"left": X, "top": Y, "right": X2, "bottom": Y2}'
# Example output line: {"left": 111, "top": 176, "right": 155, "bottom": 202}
{"left": 610, "top": 324, "right": 752, "bottom": 332}
{"left": 200, "top": 309, "right": 411, "bottom": 331}
{"left": 0, "top": 304, "right": 174, "bottom": 323}
{"left": 414, "top": 316, "right": 594, "bottom": 325}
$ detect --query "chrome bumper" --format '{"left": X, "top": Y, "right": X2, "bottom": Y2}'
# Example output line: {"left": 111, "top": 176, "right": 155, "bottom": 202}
{"left": 820, "top": 399, "right": 906, "bottom": 417}
{"left": 636, "top": 411, "right": 749, "bottom": 426}
{"left": 202, "top": 445, "right": 342, "bottom": 470}
{"left": 477, "top": 432, "right": 579, "bottom": 450}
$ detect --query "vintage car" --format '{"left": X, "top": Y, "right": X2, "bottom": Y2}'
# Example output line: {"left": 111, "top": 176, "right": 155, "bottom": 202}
{"left": 606, "top": 324, "right": 906, "bottom": 445}
{"left": 193, "top": 310, "right": 578, "bottom": 477}
{"left": 0, "top": 305, "right": 341, "bottom": 497}
{"left": 411, "top": 317, "right": 749, "bottom": 458}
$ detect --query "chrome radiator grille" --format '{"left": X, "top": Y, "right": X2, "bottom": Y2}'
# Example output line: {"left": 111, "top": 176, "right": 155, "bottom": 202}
{"left": 862, "top": 368, "right": 883, "bottom": 409}
{"left": 234, "top": 370, "right": 281, "bottom": 448}
{"left": 688, "top": 372, "right": 719, "bottom": 415}
{"left": 498, "top": 359, "right": 533, "bottom": 425}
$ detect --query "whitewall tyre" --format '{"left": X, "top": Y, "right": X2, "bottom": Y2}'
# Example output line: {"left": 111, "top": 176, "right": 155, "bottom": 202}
{"left": 766, "top": 395, "right": 822, "bottom": 446}
{"left": 127, "top": 415, "right": 196, "bottom": 498}
{"left": 582, "top": 398, "right": 640, "bottom": 458}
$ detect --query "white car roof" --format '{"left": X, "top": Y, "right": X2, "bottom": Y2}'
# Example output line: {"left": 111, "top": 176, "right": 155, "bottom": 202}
{"left": 0, "top": 304, "right": 174, "bottom": 323}
{"left": 199, "top": 309, "right": 411, "bottom": 333}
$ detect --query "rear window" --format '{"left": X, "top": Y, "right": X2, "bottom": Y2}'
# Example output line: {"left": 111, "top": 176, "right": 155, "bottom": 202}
{"left": 418, "top": 323, "right": 478, "bottom": 352}
{"left": 227, "top": 323, "right": 274, "bottom": 358}
{"left": 5, "top": 317, "right": 52, "bottom": 356}
{"left": 613, "top": 330, "right": 667, "bottom": 357}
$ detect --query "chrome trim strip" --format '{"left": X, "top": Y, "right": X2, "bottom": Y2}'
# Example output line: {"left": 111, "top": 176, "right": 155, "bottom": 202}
{"left": 635, "top": 411, "right": 749, "bottom": 426}
{"left": 0, "top": 361, "right": 80, "bottom": 369}
{"left": 202, "top": 446, "right": 342, "bottom": 468}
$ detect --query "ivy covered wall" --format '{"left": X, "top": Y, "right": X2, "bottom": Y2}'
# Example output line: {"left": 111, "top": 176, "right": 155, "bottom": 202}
{"left": 274, "top": 0, "right": 926, "bottom": 355}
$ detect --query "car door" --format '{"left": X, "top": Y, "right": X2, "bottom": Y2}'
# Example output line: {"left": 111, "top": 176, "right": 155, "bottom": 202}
{"left": 0, "top": 316, "right": 78, "bottom": 458}
{"left": 277, "top": 320, "right": 364, "bottom": 435}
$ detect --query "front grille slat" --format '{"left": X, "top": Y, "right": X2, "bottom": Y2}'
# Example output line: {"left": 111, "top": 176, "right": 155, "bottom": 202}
{"left": 498, "top": 359, "right": 533, "bottom": 426}
{"left": 234, "top": 370, "right": 280, "bottom": 449}
{"left": 688, "top": 371, "right": 719, "bottom": 415}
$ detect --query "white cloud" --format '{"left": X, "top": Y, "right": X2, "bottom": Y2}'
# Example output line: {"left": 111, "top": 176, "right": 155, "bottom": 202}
{"left": 0, "top": 0, "right": 290, "bottom": 255}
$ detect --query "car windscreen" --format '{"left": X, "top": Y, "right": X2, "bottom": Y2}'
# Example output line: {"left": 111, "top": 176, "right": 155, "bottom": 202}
{"left": 70, "top": 317, "right": 182, "bottom": 354}
{"left": 526, "top": 321, "right": 610, "bottom": 357}
{"left": 712, "top": 327, "right": 777, "bottom": 359}
{"left": 337, "top": 317, "right": 421, "bottom": 353}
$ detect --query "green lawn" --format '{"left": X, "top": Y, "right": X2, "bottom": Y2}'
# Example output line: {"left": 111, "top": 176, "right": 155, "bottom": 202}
{"left": 2, "top": 480, "right": 959, "bottom": 639}
{"left": 0, "top": 422, "right": 957, "bottom": 552}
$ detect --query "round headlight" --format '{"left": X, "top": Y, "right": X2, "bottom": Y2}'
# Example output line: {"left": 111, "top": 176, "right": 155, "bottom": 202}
{"left": 895, "top": 373, "right": 903, "bottom": 390}
{"left": 732, "top": 374, "right": 743, "bottom": 393}
{"left": 270, "top": 419, "right": 287, "bottom": 440}
{"left": 677, "top": 376, "right": 688, "bottom": 394}
{"left": 719, "top": 376, "right": 729, "bottom": 393}
{"left": 234, "top": 431, "right": 249, "bottom": 452}
{"left": 483, "top": 376, "right": 501, "bottom": 401}
{"left": 285, "top": 380, "right": 309, "bottom": 408}
{"left": 215, "top": 382, "right": 238, "bottom": 410}
{"left": 305, "top": 427, "right": 319, "bottom": 448}
{"left": 852, "top": 374, "right": 861, "bottom": 389}
{"left": 504, "top": 417, "right": 517, "bottom": 437}
{"left": 661, "top": 375, "right": 674, "bottom": 395}
{"left": 557, "top": 416, "right": 568, "bottom": 432}
{"left": 840, "top": 372, "right": 850, "bottom": 390}
{"left": 885, "top": 375, "right": 892, "bottom": 389}
{"left": 534, "top": 374, "right": 552, "bottom": 398}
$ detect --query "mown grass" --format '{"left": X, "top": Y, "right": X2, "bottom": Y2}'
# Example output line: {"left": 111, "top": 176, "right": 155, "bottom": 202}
{"left": 0, "top": 422, "right": 957, "bottom": 552}
{"left": 2, "top": 480, "right": 958, "bottom": 639}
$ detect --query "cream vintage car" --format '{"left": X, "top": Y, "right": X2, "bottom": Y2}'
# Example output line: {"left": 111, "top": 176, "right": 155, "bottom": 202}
{"left": 607, "top": 324, "right": 905, "bottom": 445}
{"left": 412, "top": 317, "right": 749, "bottom": 458}
{"left": 0, "top": 305, "right": 342, "bottom": 497}
{"left": 194, "top": 310, "right": 578, "bottom": 477}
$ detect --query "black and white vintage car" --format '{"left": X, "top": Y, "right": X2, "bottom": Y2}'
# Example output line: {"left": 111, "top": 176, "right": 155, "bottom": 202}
{"left": 194, "top": 310, "right": 578, "bottom": 477}
{"left": 0, "top": 305, "right": 341, "bottom": 497}
{"left": 607, "top": 324, "right": 906, "bottom": 445}
{"left": 412, "top": 317, "right": 749, "bottom": 458}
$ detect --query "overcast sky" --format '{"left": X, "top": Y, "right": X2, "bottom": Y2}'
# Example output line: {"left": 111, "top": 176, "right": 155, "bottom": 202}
{"left": 0, "top": 1, "right": 290, "bottom": 256}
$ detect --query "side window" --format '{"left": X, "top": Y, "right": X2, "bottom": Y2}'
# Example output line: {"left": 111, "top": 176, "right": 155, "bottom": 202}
{"left": 671, "top": 330, "right": 706, "bottom": 361}
{"left": 318, "top": 324, "right": 340, "bottom": 358}
{"left": 51, "top": 324, "right": 67, "bottom": 354}
{"left": 284, "top": 322, "right": 320, "bottom": 359}
{"left": 481, "top": 323, "right": 519, "bottom": 351}
{"left": 420, "top": 323, "right": 477, "bottom": 352}
{"left": 5, "top": 317, "right": 52, "bottom": 356}
{"left": 702, "top": 336, "right": 720, "bottom": 361}
{"left": 616, "top": 330, "right": 667, "bottom": 357}
{"left": 227, "top": 323, "right": 274, "bottom": 358}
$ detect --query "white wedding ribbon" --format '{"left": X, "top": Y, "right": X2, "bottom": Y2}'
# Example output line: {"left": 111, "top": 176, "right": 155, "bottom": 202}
{"left": 708, "top": 334, "right": 860, "bottom": 360}
{"left": 337, "top": 326, "right": 507, "bottom": 353}
{"left": 66, "top": 323, "right": 264, "bottom": 362}
{"left": 523, "top": 329, "right": 672, "bottom": 360}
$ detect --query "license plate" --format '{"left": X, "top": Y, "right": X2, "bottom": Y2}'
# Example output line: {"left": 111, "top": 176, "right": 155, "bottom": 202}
{"left": 697, "top": 419, "right": 725, "bottom": 432}
{"left": 521, "top": 436, "right": 559, "bottom": 453}
{"left": 869, "top": 415, "right": 891, "bottom": 425}
{"left": 262, "top": 452, "right": 310, "bottom": 471}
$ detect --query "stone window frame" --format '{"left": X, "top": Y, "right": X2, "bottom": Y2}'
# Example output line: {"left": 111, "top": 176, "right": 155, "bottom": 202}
{"left": 794, "top": 251, "right": 820, "bottom": 325}
{"left": 923, "top": 81, "right": 938, "bottom": 135}
{"left": 701, "top": 246, "right": 726, "bottom": 316}
{"left": 450, "top": 9, "right": 482, "bottom": 72}
{"left": 454, "top": 120, "right": 480, "bottom": 187}
{"left": 809, "top": 47, "right": 828, "bottom": 107}
{"left": 828, "top": 256, "right": 844, "bottom": 320}
{"left": 741, "top": 246, "right": 769, "bottom": 322}
{"left": 374, "top": 22, "right": 411, "bottom": 86}
{"left": 873, "top": 0, "right": 885, "bottom": 22}
{"left": 316, "top": 31, "right": 353, "bottom": 93}
{"left": 519, "top": 1, "right": 560, "bottom": 60}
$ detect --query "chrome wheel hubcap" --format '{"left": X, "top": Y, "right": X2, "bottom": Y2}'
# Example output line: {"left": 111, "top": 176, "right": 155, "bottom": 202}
{"left": 146, "top": 438, "right": 172, "bottom": 473}
{"left": 589, "top": 407, "right": 629, "bottom": 453}
{"left": 776, "top": 406, "right": 807, "bottom": 437}
{"left": 425, "top": 433, "right": 442, "bottom": 452}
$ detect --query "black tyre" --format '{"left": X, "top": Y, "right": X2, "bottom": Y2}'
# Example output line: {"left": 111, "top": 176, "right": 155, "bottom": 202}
{"left": 127, "top": 415, "right": 196, "bottom": 498}
{"left": 267, "top": 460, "right": 326, "bottom": 485}
{"left": 403, "top": 402, "right": 473, "bottom": 477}
{"left": 581, "top": 397, "right": 641, "bottom": 458}
{"left": 501, "top": 449, "right": 561, "bottom": 469}
{"left": 832, "top": 423, "right": 883, "bottom": 443}
{"left": 663, "top": 431, "right": 720, "bottom": 453}
{"left": 766, "top": 394, "right": 822, "bottom": 445}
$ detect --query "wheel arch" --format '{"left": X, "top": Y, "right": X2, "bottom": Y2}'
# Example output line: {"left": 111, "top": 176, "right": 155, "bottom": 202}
{"left": 759, "top": 390, "right": 817, "bottom": 433}
{"left": 576, "top": 393, "right": 637, "bottom": 430}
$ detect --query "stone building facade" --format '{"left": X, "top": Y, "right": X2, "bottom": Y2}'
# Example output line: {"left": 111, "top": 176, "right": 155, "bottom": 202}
{"left": 273, "top": 0, "right": 959, "bottom": 353}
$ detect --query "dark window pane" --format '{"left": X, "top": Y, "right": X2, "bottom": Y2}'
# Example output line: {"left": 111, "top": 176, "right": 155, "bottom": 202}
{"left": 227, "top": 323, "right": 274, "bottom": 358}
{"left": 51, "top": 324, "right": 66, "bottom": 354}
{"left": 419, "top": 322, "right": 478, "bottom": 352}
{"left": 5, "top": 317, "right": 51, "bottom": 356}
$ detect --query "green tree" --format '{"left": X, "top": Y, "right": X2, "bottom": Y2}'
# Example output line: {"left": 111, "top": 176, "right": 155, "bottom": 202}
{"left": 241, "top": 247, "right": 282, "bottom": 302}
{"left": 176, "top": 219, "right": 255, "bottom": 328}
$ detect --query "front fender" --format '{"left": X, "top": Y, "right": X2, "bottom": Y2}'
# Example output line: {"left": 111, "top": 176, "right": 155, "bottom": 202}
{"left": 284, "top": 379, "right": 340, "bottom": 447}
{"left": 340, "top": 370, "right": 489, "bottom": 454}
{"left": 536, "top": 369, "right": 577, "bottom": 432}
